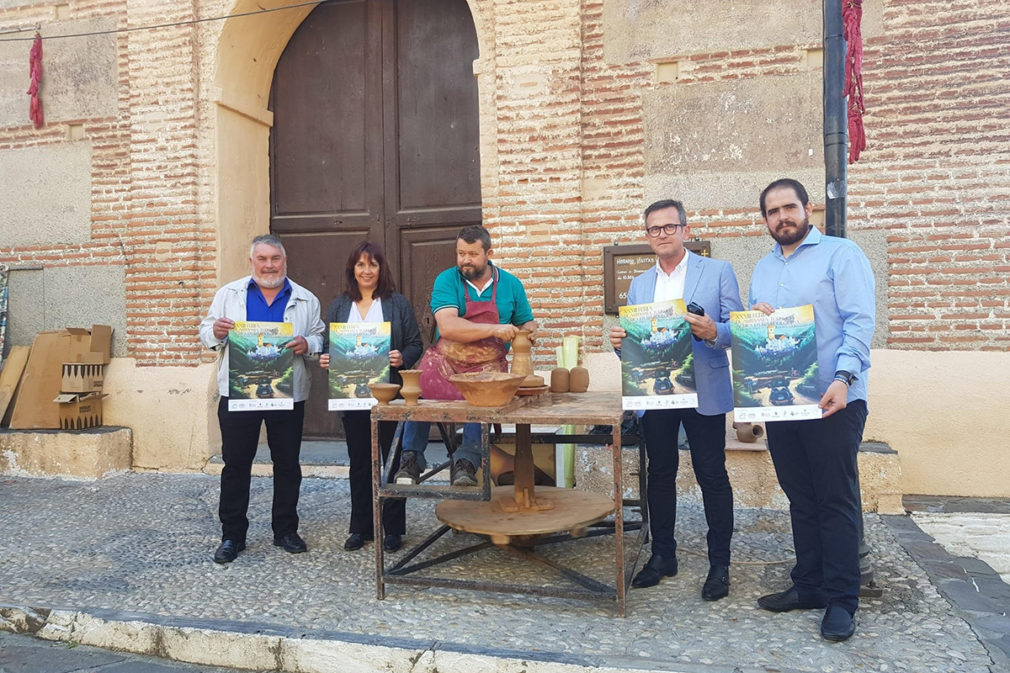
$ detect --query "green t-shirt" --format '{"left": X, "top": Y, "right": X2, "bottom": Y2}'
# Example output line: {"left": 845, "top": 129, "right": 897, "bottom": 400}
{"left": 430, "top": 263, "right": 534, "bottom": 340}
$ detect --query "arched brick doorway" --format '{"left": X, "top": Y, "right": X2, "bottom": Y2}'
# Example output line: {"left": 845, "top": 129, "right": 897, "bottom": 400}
{"left": 214, "top": 0, "right": 483, "bottom": 438}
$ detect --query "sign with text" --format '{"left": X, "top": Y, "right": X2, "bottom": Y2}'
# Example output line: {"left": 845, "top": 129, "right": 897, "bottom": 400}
{"left": 602, "top": 240, "right": 711, "bottom": 314}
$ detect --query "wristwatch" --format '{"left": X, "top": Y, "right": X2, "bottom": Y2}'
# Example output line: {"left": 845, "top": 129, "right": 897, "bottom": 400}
{"left": 833, "top": 370, "right": 856, "bottom": 386}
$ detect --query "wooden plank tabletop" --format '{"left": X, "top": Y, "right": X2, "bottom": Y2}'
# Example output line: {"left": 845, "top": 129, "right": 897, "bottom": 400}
{"left": 371, "top": 391, "right": 624, "bottom": 427}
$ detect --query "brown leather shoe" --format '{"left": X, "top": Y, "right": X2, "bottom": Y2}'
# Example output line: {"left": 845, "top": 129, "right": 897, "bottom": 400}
{"left": 394, "top": 452, "right": 422, "bottom": 484}
{"left": 451, "top": 458, "right": 477, "bottom": 486}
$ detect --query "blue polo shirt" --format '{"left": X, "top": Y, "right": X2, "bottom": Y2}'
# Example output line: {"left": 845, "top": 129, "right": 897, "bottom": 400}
{"left": 430, "top": 262, "right": 534, "bottom": 341}
{"left": 749, "top": 227, "right": 875, "bottom": 402}
{"left": 246, "top": 277, "right": 292, "bottom": 322}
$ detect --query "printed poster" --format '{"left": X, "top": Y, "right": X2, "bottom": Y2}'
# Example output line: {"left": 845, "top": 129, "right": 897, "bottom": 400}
{"left": 619, "top": 299, "right": 698, "bottom": 410}
{"left": 328, "top": 322, "right": 391, "bottom": 411}
{"left": 730, "top": 305, "right": 822, "bottom": 422}
{"left": 227, "top": 321, "right": 295, "bottom": 411}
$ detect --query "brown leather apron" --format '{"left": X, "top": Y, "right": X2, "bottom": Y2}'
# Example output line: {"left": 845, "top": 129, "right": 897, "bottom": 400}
{"left": 418, "top": 268, "right": 509, "bottom": 400}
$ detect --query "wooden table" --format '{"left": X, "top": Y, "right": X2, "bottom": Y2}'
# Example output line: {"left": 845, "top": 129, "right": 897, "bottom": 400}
{"left": 370, "top": 391, "right": 646, "bottom": 615}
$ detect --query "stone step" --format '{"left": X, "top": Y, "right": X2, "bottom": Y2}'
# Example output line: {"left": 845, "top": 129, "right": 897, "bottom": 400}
{"left": 576, "top": 434, "right": 903, "bottom": 514}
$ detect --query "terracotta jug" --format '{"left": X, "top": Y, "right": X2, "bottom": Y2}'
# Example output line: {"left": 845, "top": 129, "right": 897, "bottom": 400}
{"left": 398, "top": 369, "right": 422, "bottom": 406}
{"left": 733, "top": 421, "right": 765, "bottom": 443}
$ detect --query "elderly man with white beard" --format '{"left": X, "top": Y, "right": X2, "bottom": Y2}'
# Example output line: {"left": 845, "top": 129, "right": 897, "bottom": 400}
{"left": 199, "top": 234, "right": 324, "bottom": 564}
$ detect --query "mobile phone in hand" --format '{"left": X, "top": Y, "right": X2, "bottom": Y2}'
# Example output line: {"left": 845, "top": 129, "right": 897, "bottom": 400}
{"left": 686, "top": 302, "right": 704, "bottom": 340}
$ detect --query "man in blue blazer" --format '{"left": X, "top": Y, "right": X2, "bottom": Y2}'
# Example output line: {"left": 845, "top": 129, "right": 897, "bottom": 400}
{"left": 609, "top": 199, "right": 744, "bottom": 600}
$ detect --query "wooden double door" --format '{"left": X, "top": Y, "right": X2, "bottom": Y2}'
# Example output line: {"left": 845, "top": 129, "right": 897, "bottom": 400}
{"left": 269, "top": 0, "right": 482, "bottom": 436}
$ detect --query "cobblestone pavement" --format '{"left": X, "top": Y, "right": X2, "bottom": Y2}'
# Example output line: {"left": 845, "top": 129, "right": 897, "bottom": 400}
{"left": 0, "top": 473, "right": 1005, "bottom": 673}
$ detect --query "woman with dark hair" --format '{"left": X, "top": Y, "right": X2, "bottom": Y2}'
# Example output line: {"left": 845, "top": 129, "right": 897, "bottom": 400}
{"left": 320, "top": 241, "right": 423, "bottom": 552}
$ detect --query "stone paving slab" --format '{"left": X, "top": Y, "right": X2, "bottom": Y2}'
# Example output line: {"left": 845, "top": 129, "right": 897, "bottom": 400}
{"left": 0, "top": 473, "right": 1000, "bottom": 673}
{"left": 912, "top": 512, "right": 1010, "bottom": 582}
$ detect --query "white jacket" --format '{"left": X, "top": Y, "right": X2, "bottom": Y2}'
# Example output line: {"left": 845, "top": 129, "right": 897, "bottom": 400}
{"left": 198, "top": 276, "right": 325, "bottom": 402}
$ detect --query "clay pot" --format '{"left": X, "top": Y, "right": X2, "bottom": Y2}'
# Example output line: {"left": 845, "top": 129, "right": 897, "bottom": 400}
{"left": 368, "top": 382, "right": 400, "bottom": 404}
{"left": 569, "top": 366, "right": 589, "bottom": 393}
{"left": 733, "top": 421, "right": 765, "bottom": 443}
{"left": 550, "top": 367, "right": 570, "bottom": 393}
{"left": 448, "top": 371, "right": 526, "bottom": 407}
{"left": 398, "top": 369, "right": 422, "bottom": 406}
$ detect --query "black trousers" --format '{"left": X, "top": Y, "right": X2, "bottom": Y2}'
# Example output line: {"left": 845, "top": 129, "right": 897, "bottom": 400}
{"left": 341, "top": 411, "right": 406, "bottom": 536}
{"left": 217, "top": 398, "right": 304, "bottom": 543}
{"left": 765, "top": 400, "right": 867, "bottom": 614}
{"left": 641, "top": 408, "right": 733, "bottom": 566}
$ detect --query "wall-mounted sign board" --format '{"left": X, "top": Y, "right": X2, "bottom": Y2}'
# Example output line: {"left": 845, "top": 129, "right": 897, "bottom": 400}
{"left": 602, "top": 240, "right": 712, "bottom": 315}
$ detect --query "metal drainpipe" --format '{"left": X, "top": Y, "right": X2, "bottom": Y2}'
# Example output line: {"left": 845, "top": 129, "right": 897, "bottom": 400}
{"left": 823, "top": 0, "right": 847, "bottom": 239}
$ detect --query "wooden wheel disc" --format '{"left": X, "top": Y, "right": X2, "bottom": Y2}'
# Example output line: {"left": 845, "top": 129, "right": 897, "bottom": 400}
{"left": 436, "top": 486, "right": 613, "bottom": 537}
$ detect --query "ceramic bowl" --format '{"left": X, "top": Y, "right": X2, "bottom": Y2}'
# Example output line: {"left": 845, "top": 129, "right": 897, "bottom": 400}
{"left": 368, "top": 382, "right": 401, "bottom": 404}
{"left": 448, "top": 371, "right": 527, "bottom": 407}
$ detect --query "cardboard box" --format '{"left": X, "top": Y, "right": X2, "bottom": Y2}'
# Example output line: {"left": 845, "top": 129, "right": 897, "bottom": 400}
{"left": 67, "top": 326, "right": 112, "bottom": 365}
{"left": 60, "top": 363, "right": 105, "bottom": 393}
{"left": 54, "top": 393, "right": 105, "bottom": 430}
{"left": 10, "top": 325, "right": 113, "bottom": 429}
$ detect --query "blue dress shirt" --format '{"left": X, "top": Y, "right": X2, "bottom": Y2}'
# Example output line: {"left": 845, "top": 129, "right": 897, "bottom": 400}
{"left": 246, "top": 277, "right": 292, "bottom": 323}
{"left": 748, "top": 227, "right": 875, "bottom": 403}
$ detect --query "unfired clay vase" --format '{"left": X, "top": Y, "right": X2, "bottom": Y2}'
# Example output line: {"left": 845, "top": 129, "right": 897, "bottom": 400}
{"left": 733, "top": 421, "right": 765, "bottom": 443}
{"left": 569, "top": 366, "right": 589, "bottom": 393}
{"left": 550, "top": 367, "right": 570, "bottom": 393}
{"left": 510, "top": 330, "right": 544, "bottom": 387}
{"left": 398, "top": 369, "right": 422, "bottom": 406}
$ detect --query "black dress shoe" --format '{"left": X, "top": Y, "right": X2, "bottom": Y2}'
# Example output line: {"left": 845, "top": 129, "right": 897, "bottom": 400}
{"left": 631, "top": 553, "right": 678, "bottom": 588}
{"left": 383, "top": 534, "right": 403, "bottom": 552}
{"left": 701, "top": 564, "right": 730, "bottom": 601}
{"left": 273, "top": 531, "right": 307, "bottom": 554}
{"left": 821, "top": 604, "right": 856, "bottom": 642}
{"left": 213, "top": 539, "right": 245, "bottom": 564}
{"left": 757, "top": 586, "right": 827, "bottom": 612}
{"left": 343, "top": 533, "right": 372, "bottom": 551}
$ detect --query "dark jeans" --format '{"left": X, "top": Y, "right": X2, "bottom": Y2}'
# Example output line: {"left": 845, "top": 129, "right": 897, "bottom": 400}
{"left": 340, "top": 411, "right": 406, "bottom": 536}
{"left": 641, "top": 408, "right": 733, "bottom": 566}
{"left": 217, "top": 398, "right": 304, "bottom": 543}
{"left": 766, "top": 400, "right": 868, "bottom": 614}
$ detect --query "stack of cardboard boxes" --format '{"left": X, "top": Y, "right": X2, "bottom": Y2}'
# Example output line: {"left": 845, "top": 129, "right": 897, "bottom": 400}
{"left": 3, "top": 325, "right": 112, "bottom": 430}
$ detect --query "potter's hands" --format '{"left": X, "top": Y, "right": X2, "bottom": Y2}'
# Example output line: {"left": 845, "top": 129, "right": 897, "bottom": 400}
{"left": 684, "top": 313, "right": 718, "bottom": 341}
{"left": 819, "top": 380, "right": 849, "bottom": 418}
{"left": 212, "top": 318, "right": 235, "bottom": 341}
{"left": 751, "top": 302, "right": 775, "bottom": 316}
{"left": 492, "top": 323, "right": 520, "bottom": 342}
{"left": 390, "top": 349, "right": 403, "bottom": 368}
{"left": 319, "top": 354, "right": 329, "bottom": 370}
{"left": 609, "top": 326, "right": 626, "bottom": 350}
{"left": 284, "top": 336, "right": 309, "bottom": 356}
{"left": 520, "top": 321, "right": 539, "bottom": 345}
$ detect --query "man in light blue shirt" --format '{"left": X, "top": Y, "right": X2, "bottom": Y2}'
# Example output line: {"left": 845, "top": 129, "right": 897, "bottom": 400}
{"left": 748, "top": 179, "right": 875, "bottom": 642}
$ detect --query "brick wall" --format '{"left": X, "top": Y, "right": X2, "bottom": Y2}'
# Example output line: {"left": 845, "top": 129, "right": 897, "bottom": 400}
{"left": 851, "top": 0, "right": 1010, "bottom": 350}
{"left": 0, "top": 0, "right": 1007, "bottom": 372}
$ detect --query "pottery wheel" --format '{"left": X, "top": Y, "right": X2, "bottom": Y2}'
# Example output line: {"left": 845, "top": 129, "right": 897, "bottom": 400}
{"left": 436, "top": 486, "right": 613, "bottom": 539}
